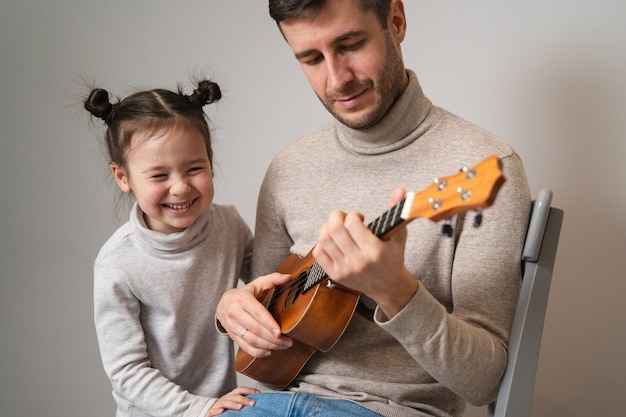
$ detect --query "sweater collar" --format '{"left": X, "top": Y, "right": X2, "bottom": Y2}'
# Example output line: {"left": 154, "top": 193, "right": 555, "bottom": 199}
{"left": 335, "top": 70, "right": 433, "bottom": 155}
{"left": 129, "top": 202, "right": 211, "bottom": 254}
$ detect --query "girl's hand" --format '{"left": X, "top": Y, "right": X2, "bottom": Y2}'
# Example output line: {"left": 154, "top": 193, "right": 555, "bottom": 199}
{"left": 206, "top": 386, "right": 260, "bottom": 416}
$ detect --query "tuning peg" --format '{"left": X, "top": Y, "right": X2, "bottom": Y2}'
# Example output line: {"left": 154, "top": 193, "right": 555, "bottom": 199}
{"left": 433, "top": 178, "right": 447, "bottom": 191}
{"left": 473, "top": 210, "right": 483, "bottom": 228}
{"left": 442, "top": 219, "right": 453, "bottom": 237}
{"left": 460, "top": 166, "right": 477, "bottom": 179}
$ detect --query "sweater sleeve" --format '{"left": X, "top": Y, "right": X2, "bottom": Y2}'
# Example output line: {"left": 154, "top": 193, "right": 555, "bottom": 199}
{"left": 93, "top": 261, "right": 215, "bottom": 417}
{"left": 375, "top": 153, "right": 531, "bottom": 406}
{"left": 251, "top": 161, "right": 294, "bottom": 277}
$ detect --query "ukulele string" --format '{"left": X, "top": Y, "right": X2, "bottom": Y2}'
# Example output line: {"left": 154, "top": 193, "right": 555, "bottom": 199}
{"left": 264, "top": 262, "right": 327, "bottom": 311}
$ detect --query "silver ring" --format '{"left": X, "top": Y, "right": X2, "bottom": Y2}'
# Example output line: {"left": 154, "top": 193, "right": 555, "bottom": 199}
{"left": 241, "top": 329, "right": 249, "bottom": 339}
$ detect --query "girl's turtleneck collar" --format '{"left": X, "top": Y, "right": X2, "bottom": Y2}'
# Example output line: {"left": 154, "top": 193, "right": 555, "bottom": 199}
{"left": 335, "top": 69, "right": 433, "bottom": 155}
{"left": 129, "top": 202, "right": 212, "bottom": 254}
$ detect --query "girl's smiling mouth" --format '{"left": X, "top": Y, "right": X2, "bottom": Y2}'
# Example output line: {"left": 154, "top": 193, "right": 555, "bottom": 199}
{"left": 163, "top": 199, "right": 196, "bottom": 210}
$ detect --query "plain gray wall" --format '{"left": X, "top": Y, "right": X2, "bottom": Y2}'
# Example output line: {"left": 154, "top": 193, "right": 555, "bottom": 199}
{"left": 1, "top": 1, "right": 625, "bottom": 416}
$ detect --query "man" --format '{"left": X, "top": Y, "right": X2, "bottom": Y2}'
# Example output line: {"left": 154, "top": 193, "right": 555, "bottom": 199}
{"left": 217, "top": 1, "right": 531, "bottom": 416}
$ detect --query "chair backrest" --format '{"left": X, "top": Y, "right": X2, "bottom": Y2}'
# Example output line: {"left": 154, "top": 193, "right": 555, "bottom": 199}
{"left": 487, "top": 188, "right": 564, "bottom": 417}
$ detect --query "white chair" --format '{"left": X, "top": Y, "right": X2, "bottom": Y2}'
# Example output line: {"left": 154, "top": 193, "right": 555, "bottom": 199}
{"left": 487, "top": 188, "right": 564, "bottom": 417}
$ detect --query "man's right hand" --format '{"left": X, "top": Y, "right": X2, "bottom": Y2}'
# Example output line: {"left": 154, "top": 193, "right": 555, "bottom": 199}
{"left": 216, "top": 272, "right": 293, "bottom": 358}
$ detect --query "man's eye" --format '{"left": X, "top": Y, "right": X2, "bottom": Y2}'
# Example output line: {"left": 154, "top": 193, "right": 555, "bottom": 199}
{"left": 305, "top": 55, "right": 323, "bottom": 66}
{"left": 341, "top": 40, "right": 365, "bottom": 52}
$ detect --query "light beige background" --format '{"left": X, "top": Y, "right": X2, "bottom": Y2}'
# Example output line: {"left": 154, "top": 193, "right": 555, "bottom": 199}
{"left": 1, "top": 1, "right": 624, "bottom": 416}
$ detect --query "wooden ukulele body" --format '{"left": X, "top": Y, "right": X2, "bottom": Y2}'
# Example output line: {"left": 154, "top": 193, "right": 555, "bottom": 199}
{"left": 235, "top": 251, "right": 360, "bottom": 389}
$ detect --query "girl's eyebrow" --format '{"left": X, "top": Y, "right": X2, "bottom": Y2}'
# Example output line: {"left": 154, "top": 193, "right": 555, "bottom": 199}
{"left": 141, "top": 165, "right": 167, "bottom": 175}
{"left": 185, "top": 158, "right": 211, "bottom": 166}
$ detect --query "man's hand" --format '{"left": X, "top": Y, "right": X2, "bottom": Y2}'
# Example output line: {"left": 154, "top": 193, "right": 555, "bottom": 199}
{"left": 216, "top": 272, "right": 293, "bottom": 358}
{"left": 312, "top": 188, "right": 418, "bottom": 319}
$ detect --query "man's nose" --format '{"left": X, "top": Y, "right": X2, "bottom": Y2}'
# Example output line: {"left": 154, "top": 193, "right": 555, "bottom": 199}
{"left": 326, "top": 56, "right": 354, "bottom": 92}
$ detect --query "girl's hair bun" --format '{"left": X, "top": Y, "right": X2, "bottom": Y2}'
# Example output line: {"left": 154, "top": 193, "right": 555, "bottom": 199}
{"left": 189, "top": 80, "right": 222, "bottom": 106}
{"left": 84, "top": 88, "right": 114, "bottom": 122}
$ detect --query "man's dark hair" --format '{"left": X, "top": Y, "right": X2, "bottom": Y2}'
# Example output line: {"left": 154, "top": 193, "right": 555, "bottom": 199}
{"left": 269, "top": 0, "right": 392, "bottom": 29}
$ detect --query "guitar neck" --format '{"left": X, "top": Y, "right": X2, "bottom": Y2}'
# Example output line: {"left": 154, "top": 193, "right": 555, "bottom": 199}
{"left": 367, "top": 192, "right": 416, "bottom": 239}
{"left": 302, "top": 193, "right": 416, "bottom": 293}
{"left": 298, "top": 155, "right": 505, "bottom": 295}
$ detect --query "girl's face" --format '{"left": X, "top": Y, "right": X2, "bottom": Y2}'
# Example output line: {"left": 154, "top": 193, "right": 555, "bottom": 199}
{"left": 111, "top": 125, "right": 214, "bottom": 234}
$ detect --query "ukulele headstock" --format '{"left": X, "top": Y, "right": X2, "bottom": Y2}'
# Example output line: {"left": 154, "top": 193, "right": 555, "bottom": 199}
{"left": 402, "top": 155, "right": 506, "bottom": 223}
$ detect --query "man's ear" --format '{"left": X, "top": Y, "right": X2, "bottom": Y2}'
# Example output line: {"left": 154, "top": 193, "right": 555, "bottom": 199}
{"left": 110, "top": 163, "right": 131, "bottom": 193}
{"left": 389, "top": 0, "right": 407, "bottom": 42}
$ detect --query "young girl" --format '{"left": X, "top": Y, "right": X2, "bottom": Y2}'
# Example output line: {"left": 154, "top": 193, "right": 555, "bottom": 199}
{"left": 85, "top": 79, "right": 259, "bottom": 417}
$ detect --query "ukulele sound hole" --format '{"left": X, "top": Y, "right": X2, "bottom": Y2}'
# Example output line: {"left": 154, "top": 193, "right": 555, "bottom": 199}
{"left": 284, "top": 271, "right": 307, "bottom": 308}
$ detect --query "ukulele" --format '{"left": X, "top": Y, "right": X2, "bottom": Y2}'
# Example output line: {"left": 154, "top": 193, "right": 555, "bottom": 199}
{"left": 235, "top": 155, "right": 506, "bottom": 388}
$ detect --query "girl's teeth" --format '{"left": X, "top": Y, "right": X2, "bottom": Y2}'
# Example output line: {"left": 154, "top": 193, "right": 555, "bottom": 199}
{"left": 168, "top": 201, "right": 192, "bottom": 209}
